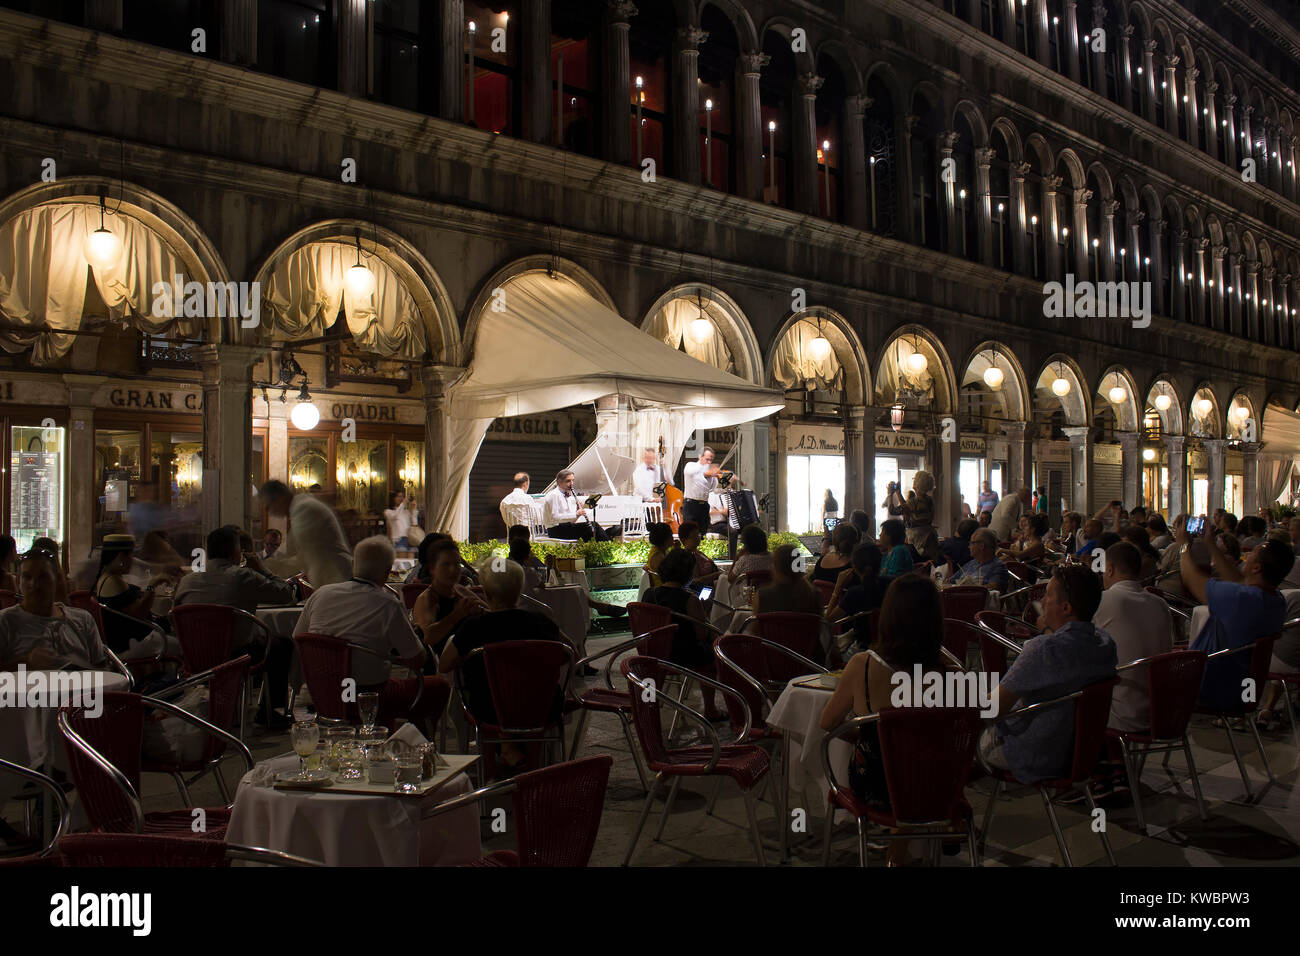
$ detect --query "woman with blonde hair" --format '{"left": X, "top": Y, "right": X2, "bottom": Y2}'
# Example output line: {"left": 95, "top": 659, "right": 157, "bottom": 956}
{"left": 899, "top": 471, "right": 940, "bottom": 564}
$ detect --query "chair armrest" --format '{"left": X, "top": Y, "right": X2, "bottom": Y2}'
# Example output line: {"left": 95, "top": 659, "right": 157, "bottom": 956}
{"left": 229, "top": 607, "right": 275, "bottom": 643}
{"left": 146, "top": 655, "right": 253, "bottom": 701}
{"left": 820, "top": 713, "right": 881, "bottom": 804}
{"left": 142, "top": 696, "right": 256, "bottom": 779}
{"left": 100, "top": 645, "right": 136, "bottom": 692}
{"left": 420, "top": 777, "right": 519, "bottom": 821}
{"left": 575, "top": 635, "right": 644, "bottom": 693}
{"left": 224, "top": 844, "right": 325, "bottom": 866}
{"left": 0, "top": 758, "right": 70, "bottom": 855}
{"left": 624, "top": 664, "right": 723, "bottom": 767}
{"left": 638, "top": 657, "right": 755, "bottom": 744}
{"left": 1116, "top": 649, "right": 1205, "bottom": 672}
{"left": 57, "top": 709, "right": 145, "bottom": 833}
{"left": 997, "top": 688, "right": 1085, "bottom": 721}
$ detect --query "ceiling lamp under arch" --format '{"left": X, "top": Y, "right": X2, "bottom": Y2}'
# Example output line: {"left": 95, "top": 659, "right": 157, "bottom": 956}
{"left": 983, "top": 365, "right": 1004, "bottom": 390}
{"left": 1108, "top": 384, "right": 1128, "bottom": 405}
{"left": 1195, "top": 397, "right": 1214, "bottom": 418}
{"left": 808, "top": 317, "right": 831, "bottom": 361}
{"left": 343, "top": 236, "right": 376, "bottom": 298}
{"left": 905, "top": 336, "right": 928, "bottom": 376}
{"left": 83, "top": 196, "right": 122, "bottom": 270}
{"left": 1153, "top": 393, "right": 1172, "bottom": 412}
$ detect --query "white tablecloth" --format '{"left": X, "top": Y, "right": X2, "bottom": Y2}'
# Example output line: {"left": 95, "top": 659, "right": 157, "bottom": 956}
{"left": 526, "top": 586, "right": 589, "bottom": 650}
{"left": 226, "top": 753, "right": 481, "bottom": 866}
{"left": 766, "top": 678, "right": 853, "bottom": 803}
{"left": 255, "top": 606, "right": 304, "bottom": 638}
{"left": 0, "top": 670, "right": 130, "bottom": 801}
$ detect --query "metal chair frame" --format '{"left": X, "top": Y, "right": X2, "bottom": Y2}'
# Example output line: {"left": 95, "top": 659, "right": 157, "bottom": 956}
{"left": 0, "top": 758, "right": 70, "bottom": 857}
{"left": 1188, "top": 637, "right": 1278, "bottom": 800}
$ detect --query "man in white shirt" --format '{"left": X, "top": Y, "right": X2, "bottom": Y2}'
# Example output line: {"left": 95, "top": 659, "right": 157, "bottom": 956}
{"left": 543, "top": 470, "right": 613, "bottom": 541}
{"left": 632, "top": 450, "right": 663, "bottom": 502}
{"left": 259, "top": 480, "right": 353, "bottom": 587}
{"left": 1095, "top": 541, "right": 1173, "bottom": 733}
{"left": 989, "top": 486, "right": 1029, "bottom": 543}
{"left": 383, "top": 490, "right": 415, "bottom": 549}
{"left": 499, "top": 472, "right": 535, "bottom": 529}
{"left": 682, "top": 446, "right": 726, "bottom": 530}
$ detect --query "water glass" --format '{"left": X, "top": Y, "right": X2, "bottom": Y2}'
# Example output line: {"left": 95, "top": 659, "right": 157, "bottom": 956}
{"left": 358, "top": 692, "right": 380, "bottom": 732}
{"left": 323, "top": 726, "right": 356, "bottom": 771}
{"left": 336, "top": 740, "right": 364, "bottom": 780}
{"left": 390, "top": 743, "right": 423, "bottom": 793}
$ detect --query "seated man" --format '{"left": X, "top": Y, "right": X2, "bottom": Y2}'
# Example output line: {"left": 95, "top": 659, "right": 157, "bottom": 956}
{"left": 1095, "top": 542, "right": 1173, "bottom": 734}
{"left": 1073, "top": 519, "right": 1103, "bottom": 560}
{"left": 949, "top": 528, "right": 1010, "bottom": 594}
{"left": 439, "top": 558, "right": 564, "bottom": 770}
{"left": 499, "top": 472, "right": 534, "bottom": 530}
{"left": 542, "top": 470, "right": 612, "bottom": 542}
{"left": 174, "top": 525, "right": 298, "bottom": 726}
{"left": 1178, "top": 521, "right": 1294, "bottom": 713}
{"left": 0, "top": 551, "right": 109, "bottom": 672}
{"left": 980, "top": 566, "right": 1118, "bottom": 783}
{"left": 294, "top": 536, "right": 446, "bottom": 734}
{"left": 939, "top": 518, "right": 978, "bottom": 569}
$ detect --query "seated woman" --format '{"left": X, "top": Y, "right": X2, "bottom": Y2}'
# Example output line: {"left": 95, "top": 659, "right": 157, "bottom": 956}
{"left": 878, "top": 519, "right": 914, "bottom": 578}
{"left": 645, "top": 522, "right": 675, "bottom": 584}
{"left": 998, "top": 513, "right": 1047, "bottom": 564}
{"left": 439, "top": 558, "right": 563, "bottom": 771}
{"left": 827, "top": 543, "right": 887, "bottom": 624}
{"left": 727, "top": 524, "right": 773, "bottom": 587}
{"left": 413, "top": 538, "right": 483, "bottom": 658}
{"left": 508, "top": 528, "right": 548, "bottom": 598}
{"left": 819, "top": 573, "right": 952, "bottom": 866}
{"left": 808, "top": 523, "right": 858, "bottom": 586}
{"left": 756, "top": 544, "right": 823, "bottom": 616}
{"left": 643, "top": 548, "right": 724, "bottom": 721}
{"left": 675, "top": 521, "right": 721, "bottom": 587}
{"left": 92, "top": 534, "right": 176, "bottom": 657}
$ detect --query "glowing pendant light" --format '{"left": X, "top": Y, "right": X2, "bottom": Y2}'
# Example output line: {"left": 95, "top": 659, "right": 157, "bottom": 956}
{"left": 1153, "top": 393, "right": 1172, "bottom": 412}
{"left": 1195, "top": 397, "right": 1213, "bottom": 418}
{"left": 290, "top": 384, "right": 320, "bottom": 430}
{"left": 83, "top": 196, "right": 122, "bottom": 270}
{"left": 689, "top": 292, "right": 713, "bottom": 342}
{"left": 905, "top": 335, "right": 928, "bottom": 376}
{"left": 344, "top": 236, "right": 376, "bottom": 298}
{"left": 1051, "top": 362, "right": 1071, "bottom": 397}
{"left": 983, "top": 346, "right": 1003, "bottom": 390}
{"left": 808, "top": 317, "right": 831, "bottom": 361}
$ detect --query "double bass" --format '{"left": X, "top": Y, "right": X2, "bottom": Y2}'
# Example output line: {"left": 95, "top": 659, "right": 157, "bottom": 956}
{"left": 654, "top": 435, "right": 684, "bottom": 532}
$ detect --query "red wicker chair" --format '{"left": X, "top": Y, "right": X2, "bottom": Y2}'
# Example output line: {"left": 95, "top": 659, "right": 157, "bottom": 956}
{"left": 54, "top": 833, "right": 322, "bottom": 866}
{"left": 401, "top": 582, "right": 427, "bottom": 610}
{"left": 58, "top": 691, "right": 252, "bottom": 838}
{"left": 941, "top": 586, "right": 990, "bottom": 624}
{"left": 743, "top": 612, "right": 824, "bottom": 677}
{"left": 620, "top": 655, "right": 771, "bottom": 866}
{"left": 820, "top": 706, "right": 982, "bottom": 866}
{"left": 1106, "top": 649, "right": 1208, "bottom": 831}
{"left": 980, "top": 677, "right": 1120, "bottom": 867}
{"left": 812, "top": 579, "right": 836, "bottom": 607}
{"left": 426, "top": 755, "right": 613, "bottom": 867}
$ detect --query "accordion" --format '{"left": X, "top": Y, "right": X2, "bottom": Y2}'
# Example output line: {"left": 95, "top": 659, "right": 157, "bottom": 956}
{"left": 726, "top": 490, "right": 760, "bottom": 531}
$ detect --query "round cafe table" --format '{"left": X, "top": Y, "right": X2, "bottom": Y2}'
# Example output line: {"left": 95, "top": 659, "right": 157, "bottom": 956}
{"left": 225, "top": 753, "right": 481, "bottom": 866}
{"left": 0, "top": 669, "right": 130, "bottom": 804}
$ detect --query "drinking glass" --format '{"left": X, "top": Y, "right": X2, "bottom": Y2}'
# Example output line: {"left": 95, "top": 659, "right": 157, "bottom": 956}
{"left": 290, "top": 719, "right": 320, "bottom": 780}
{"left": 390, "top": 743, "right": 422, "bottom": 793}
{"left": 358, "top": 693, "right": 380, "bottom": 732}
{"left": 336, "top": 740, "right": 364, "bottom": 780}
{"left": 324, "top": 726, "right": 356, "bottom": 771}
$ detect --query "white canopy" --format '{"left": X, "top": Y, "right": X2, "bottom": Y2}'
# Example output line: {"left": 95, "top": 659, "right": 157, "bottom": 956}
{"left": 435, "top": 271, "right": 784, "bottom": 537}
{"left": 1261, "top": 404, "right": 1300, "bottom": 506}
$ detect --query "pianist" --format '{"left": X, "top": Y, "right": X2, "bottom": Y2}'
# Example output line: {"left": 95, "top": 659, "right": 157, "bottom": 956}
{"left": 543, "top": 469, "right": 614, "bottom": 541}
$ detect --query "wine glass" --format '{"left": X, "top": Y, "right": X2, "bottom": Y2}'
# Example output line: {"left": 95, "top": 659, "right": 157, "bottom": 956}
{"left": 358, "top": 692, "right": 380, "bottom": 732}
{"left": 290, "top": 719, "right": 320, "bottom": 780}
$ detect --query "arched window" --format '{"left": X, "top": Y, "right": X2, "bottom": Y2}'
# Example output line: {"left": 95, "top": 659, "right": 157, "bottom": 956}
{"left": 989, "top": 131, "right": 1014, "bottom": 272}
{"left": 912, "top": 94, "right": 944, "bottom": 251}
{"left": 759, "top": 30, "right": 796, "bottom": 208}
{"left": 865, "top": 76, "right": 898, "bottom": 237}
{"left": 953, "top": 112, "right": 979, "bottom": 261}
{"left": 698, "top": 4, "right": 740, "bottom": 193}
{"left": 370, "top": 0, "right": 433, "bottom": 114}
{"left": 816, "top": 53, "right": 849, "bottom": 222}
{"left": 259, "top": 0, "right": 336, "bottom": 89}
{"left": 552, "top": 0, "right": 603, "bottom": 157}
{"left": 629, "top": 2, "right": 675, "bottom": 176}
{"left": 465, "top": 1, "right": 520, "bottom": 135}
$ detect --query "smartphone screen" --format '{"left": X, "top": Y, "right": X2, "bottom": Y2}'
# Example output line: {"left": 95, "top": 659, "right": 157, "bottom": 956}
{"left": 1185, "top": 516, "right": 1204, "bottom": 535}
{"left": 698, "top": 586, "right": 713, "bottom": 602}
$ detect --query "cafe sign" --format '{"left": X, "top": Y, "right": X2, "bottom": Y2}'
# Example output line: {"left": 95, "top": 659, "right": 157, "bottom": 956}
{"left": 786, "top": 424, "right": 844, "bottom": 456}
{"left": 100, "top": 386, "right": 203, "bottom": 411}
{"left": 959, "top": 436, "right": 986, "bottom": 455}
{"left": 487, "top": 412, "right": 571, "bottom": 443}
{"left": 875, "top": 429, "right": 927, "bottom": 451}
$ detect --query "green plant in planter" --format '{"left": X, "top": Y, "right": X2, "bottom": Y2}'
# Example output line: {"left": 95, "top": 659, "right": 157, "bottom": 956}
{"left": 458, "top": 530, "right": 803, "bottom": 568}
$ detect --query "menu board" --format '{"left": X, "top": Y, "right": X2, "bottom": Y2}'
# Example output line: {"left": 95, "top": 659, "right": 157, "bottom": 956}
{"left": 11, "top": 449, "right": 62, "bottom": 547}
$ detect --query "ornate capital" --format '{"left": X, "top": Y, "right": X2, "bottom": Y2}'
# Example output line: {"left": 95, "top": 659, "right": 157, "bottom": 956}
{"left": 1101, "top": 198, "right": 1120, "bottom": 216}
{"left": 1263, "top": 266, "right": 1276, "bottom": 282}
{"left": 844, "top": 93, "right": 872, "bottom": 116}
{"left": 606, "top": 0, "right": 638, "bottom": 23}
{"left": 1145, "top": 39, "right": 1159, "bottom": 55}
{"left": 1176, "top": 229, "right": 1189, "bottom": 243}
{"left": 1246, "top": 260, "right": 1261, "bottom": 275}
{"left": 1164, "top": 54, "right": 1180, "bottom": 69}
{"left": 1225, "top": 93, "right": 1238, "bottom": 107}
{"left": 1042, "top": 174, "right": 1064, "bottom": 191}
{"left": 1212, "top": 243, "right": 1227, "bottom": 260}
{"left": 1206, "top": 80, "right": 1218, "bottom": 94}
{"left": 798, "top": 72, "right": 824, "bottom": 96}
{"left": 1011, "top": 160, "right": 1032, "bottom": 178}
{"left": 1155, "top": 218, "right": 1167, "bottom": 236}
{"left": 1197, "top": 237, "right": 1210, "bottom": 252}
{"left": 676, "top": 26, "right": 708, "bottom": 49}
{"left": 1131, "top": 209, "right": 1146, "bottom": 224}
{"left": 1092, "top": 2, "right": 1107, "bottom": 26}
{"left": 738, "top": 51, "right": 770, "bottom": 74}
{"left": 1074, "top": 187, "right": 1094, "bottom": 206}
{"left": 904, "top": 113, "right": 919, "bottom": 132}
{"left": 975, "top": 146, "right": 996, "bottom": 166}
{"left": 938, "top": 130, "right": 959, "bottom": 151}
{"left": 1122, "top": 25, "right": 1134, "bottom": 39}
{"left": 1187, "top": 66, "right": 1199, "bottom": 80}
{"left": 1244, "top": 103, "right": 1254, "bottom": 117}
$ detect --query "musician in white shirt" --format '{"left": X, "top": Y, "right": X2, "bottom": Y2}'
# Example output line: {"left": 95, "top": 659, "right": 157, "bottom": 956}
{"left": 499, "top": 472, "right": 534, "bottom": 529}
{"left": 681, "top": 446, "right": 725, "bottom": 529}
{"left": 632, "top": 449, "right": 663, "bottom": 502}
{"left": 707, "top": 483, "right": 733, "bottom": 536}
{"left": 543, "top": 469, "right": 613, "bottom": 541}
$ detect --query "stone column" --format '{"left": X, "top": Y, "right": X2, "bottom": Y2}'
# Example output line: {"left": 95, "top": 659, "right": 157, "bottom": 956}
{"left": 842, "top": 95, "right": 869, "bottom": 230}
{"left": 1246, "top": 260, "right": 1261, "bottom": 340}
{"left": 1063, "top": 0, "right": 1082, "bottom": 84}
{"left": 1211, "top": 244, "right": 1227, "bottom": 331}
{"left": 1262, "top": 266, "right": 1277, "bottom": 345}
{"left": 1228, "top": 251, "right": 1243, "bottom": 336}
{"left": 1288, "top": 135, "right": 1299, "bottom": 204}
{"left": 1034, "top": 0, "right": 1051, "bottom": 69}
{"left": 422, "top": 365, "right": 465, "bottom": 536}
{"left": 939, "top": 130, "right": 960, "bottom": 257}
{"left": 1223, "top": 93, "right": 1239, "bottom": 169}
{"left": 1000, "top": 0, "right": 1017, "bottom": 46}
{"left": 1162, "top": 55, "right": 1181, "bottom": 137}
{"left": 976, "top": 146, "right": 995, "bottom": 268}
{"left": 1193, "top": 238, "right": 1209, "bottom": 326}
{"left": 1119, "top": 25, "right": 1134, "bottom": 112}
{"left": 1242, "top": 104, "right": 1255, "bottom": 173}
{"left": 1063, "top": 426, "right": 1091, "bottom": 515}
{"left": 602, "top": 1, "right": 636, "bottom": 164}
{"left": 1163, "top": 435, "right": 1185, "bottom": 517}
{"left": 794, "top": 73, "right": 823, "bottom": 216}
{"left": 1043, "top": 174, "right": 1063, "bottom": 281}
{"left": 84, "top": 0, "right": 121, "bottom": 32}
{"left": 1072, "top": 187, "right": 1092, "bottom": 279}
{"left": 520, "top": 0, "right": 552, "bottom": 144}
{"left": 672, "top": 26, "right": 707, "bottom": 185}
{"left": 265, "top": 402, "right": 290, "bottom": 536}
{"left": 1011, "top": 161, "right": 1031, "bottom": 275}
{"left": 1203, "top": 80, "right": 1220, "bottom": 161}
{"left": 1205, "top": 438, "right": 1227, "bottom": 515}
{"left": 1118, "top": 431, "right": 1140, "bottom": 509}
{"left": 220, "top": 0, "right": 258, "bottom": 67}
{"left": 1002, "top": 421, "right": 1032, "bottom": 499}
{"left": 774, "top": 418, "right": 790, "bottom": 532}
{"left": 736, "top": 52, "right": 768, "bottom": 202}
{"left": 1126, "top": 208, "right": 1144, "bottom": 290}
{"left": 738, "top": 420, "right": 769, "bottom": 524}
{"left": 1280, "top": 272, "right": 1294, "bottom": 351}
{"left": 1170, "top": 228, "right": 1188, "bottom": 322}
{"left": 197, "top": 344, "right": 260, "bottom": 534}
{"left": 1183, "top": 66, "right": 1200, "bottom": 148}
{"left": 336, "top": 0, "right": 368, "bottom": 97}
{"left": 63, "top": 376, "right": 105, "bottom": 564}
{"left": 1141, "top": 40, "right": 1157, "bottom": 124}
{"left": 1101, "top": 197, "right": 1119, "bottom": 281}
{"left": 1242, "top": 443, "right": 1259, "bottom": 517}
{"left": 437, "top": 0, "right": 466, "bottom": 122}
{"left": 1089, "top": 1, "right": 1107, "bottom": 96}
{"left": 1150, "top": 217, "right": 1166, "bottom": 316}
